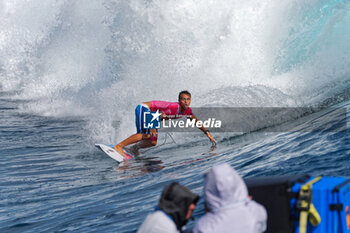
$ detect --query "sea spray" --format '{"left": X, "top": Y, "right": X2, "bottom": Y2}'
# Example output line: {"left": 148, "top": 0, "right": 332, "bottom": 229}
{"left": 1, "top": 0, "right": 350, "bottom": 143}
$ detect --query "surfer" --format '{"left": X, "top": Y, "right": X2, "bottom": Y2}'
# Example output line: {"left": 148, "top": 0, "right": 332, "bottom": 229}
{"left": 113, "top": 90, "right": 217, "bottom": 157}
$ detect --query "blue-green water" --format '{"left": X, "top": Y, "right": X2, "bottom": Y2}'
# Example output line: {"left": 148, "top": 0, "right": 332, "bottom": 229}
{"left": 1, "top": 97, "right": 349, "bottom": 232}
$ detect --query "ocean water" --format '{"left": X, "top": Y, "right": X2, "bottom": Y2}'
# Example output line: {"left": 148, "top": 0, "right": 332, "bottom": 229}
{"left": 1, "top": 0, "right": 350, "bottom": 232}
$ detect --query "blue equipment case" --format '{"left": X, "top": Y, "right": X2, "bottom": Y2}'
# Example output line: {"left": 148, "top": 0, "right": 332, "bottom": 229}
{"left": 291, "top": 177, "right": 350, "bottom": 233}
{"left": 245, "top": 175, "right": 350, "bottom": 233}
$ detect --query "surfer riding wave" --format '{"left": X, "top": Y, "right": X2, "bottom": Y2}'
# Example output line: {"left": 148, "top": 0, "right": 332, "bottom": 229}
{"left": 114, "top": 90, "right": 216, "bottom": 158}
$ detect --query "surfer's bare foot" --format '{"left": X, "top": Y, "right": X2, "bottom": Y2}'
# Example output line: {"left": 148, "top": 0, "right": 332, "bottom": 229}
{"left": 113, "top": 145, "right": 126, "bottom": 158}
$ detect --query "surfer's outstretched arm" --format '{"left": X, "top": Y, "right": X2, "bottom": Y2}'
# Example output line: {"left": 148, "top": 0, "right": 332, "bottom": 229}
{"left": 191, "top": 115, "right": 217, "bottom": 146}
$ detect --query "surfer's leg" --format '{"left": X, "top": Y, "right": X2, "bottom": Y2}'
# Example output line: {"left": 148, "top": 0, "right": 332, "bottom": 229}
{"left": 137, "top": 138, "right": 157, "bottom": 148}
{"left": 114, "top": 105, "right": 147, "bottom": 156}
{"left": 128, "top": 130, "right": 157, "bottom": 154}
{"left": 136, "top": 129, "right": 157, "bottom": 149}
{"left": 115, "top": 104, "right": 156, "bottom": 156}
{"left": 114, "top": 133, "right": 146, "bottom": 156}
{"left": 126, "top": 134, "right": 153, "bottom": 155}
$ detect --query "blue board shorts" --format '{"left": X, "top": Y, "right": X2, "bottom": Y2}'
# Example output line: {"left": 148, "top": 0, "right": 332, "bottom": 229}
{"left": 135, "top": 104, "right": 158, "bottom": 141}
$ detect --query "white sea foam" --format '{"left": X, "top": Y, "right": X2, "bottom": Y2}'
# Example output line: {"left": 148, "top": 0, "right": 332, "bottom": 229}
{"left": 1, "top": 0, "right": 350, "bottom": 142}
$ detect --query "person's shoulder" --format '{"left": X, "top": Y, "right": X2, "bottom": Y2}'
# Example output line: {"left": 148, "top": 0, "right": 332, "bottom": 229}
{"left": 247, "top": 200, "right": 267, "bottom": 233}
{"left": 138, "top": 211, "right": 179, "bottom": 233}
{"left": 193, "top": 213, "right": 216, "bottom": 233}
{"left": 152, "top": 100, "right": 172, "bottom": 105}
{"left": 246, "top": 200, "right": 267, "bottom": 225}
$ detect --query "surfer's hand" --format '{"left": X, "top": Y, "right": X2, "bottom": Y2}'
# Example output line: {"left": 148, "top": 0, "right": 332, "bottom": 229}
{"left": 211, "top": 138, "right": 217, "bottom": 147}
{"left": 207, "top": 132, "right": 217, "bottom": 146}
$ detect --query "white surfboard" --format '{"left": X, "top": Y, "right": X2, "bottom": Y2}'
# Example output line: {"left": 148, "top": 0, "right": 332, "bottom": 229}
{"left": 95, "top": 144, "right": 124, "bottom": 162}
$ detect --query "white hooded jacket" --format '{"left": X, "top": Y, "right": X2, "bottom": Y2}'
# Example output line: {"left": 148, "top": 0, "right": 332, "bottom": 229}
{"left": 193, "top": 163, "right": 267, "bottom": 233}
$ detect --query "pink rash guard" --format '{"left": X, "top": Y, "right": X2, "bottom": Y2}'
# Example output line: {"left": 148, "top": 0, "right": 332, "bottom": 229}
{"left": 150, "top": 101, "right": 192, "bottom": 119}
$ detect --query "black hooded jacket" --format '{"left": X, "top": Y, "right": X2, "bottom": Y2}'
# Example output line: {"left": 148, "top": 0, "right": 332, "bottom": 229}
{"left": 158, "top": 182, "right": 199, "bottom": 230}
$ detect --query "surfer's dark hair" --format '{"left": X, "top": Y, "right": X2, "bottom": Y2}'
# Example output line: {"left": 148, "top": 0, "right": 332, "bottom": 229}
{"left": 178, "top": 90, "right": 191, "bottom": 100}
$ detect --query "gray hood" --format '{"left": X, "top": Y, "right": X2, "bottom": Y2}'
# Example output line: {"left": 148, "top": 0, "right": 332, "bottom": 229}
{"left": 205, "top": 163, "right": 248, "bottom": 212}
{"left": 193, "top": 163, "right": 267, "bottom": 233}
